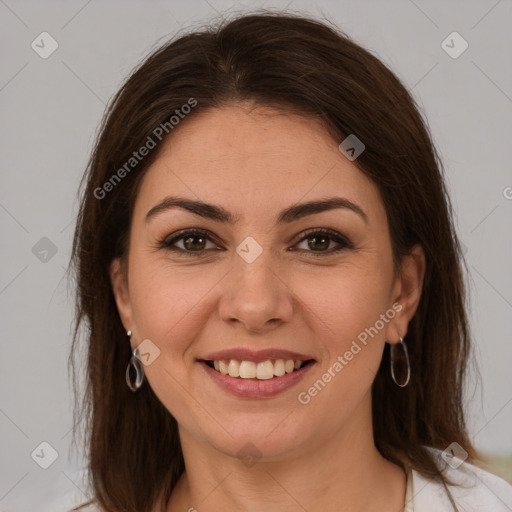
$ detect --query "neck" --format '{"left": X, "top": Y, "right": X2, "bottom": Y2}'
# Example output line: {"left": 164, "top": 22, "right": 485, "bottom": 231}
{"left": 166, "top": 397, "right": 406, "bottom": 512}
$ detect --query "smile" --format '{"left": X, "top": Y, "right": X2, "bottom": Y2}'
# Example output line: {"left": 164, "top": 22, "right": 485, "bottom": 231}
{"left": 205, "top": 358, "right": 313, "bottom": 380}
{"left": 198, "top": 348, "right": 316, "bottom": 398}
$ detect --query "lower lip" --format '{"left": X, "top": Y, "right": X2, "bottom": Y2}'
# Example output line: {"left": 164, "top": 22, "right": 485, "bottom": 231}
{"left": 199, "top": 361, "right": 315, "bottom": 398}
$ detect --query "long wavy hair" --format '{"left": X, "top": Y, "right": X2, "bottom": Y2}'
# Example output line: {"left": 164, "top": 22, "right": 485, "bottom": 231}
{"left": 70, "top": 12, "right": 478, "bottom": 512}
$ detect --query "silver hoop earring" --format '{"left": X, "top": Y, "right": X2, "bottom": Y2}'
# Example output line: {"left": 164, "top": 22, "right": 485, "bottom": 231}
{"left": 390, "top": 337, "right": 410, "bottom": 387}
{"left": 126, "top": 332, "right": 145, "bottom": 392}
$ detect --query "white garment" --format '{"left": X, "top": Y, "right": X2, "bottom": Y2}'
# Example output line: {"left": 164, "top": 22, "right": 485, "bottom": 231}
{"left": 407, "top": 447, "right": 512, "bottom": 512}
{"left": 45, "top": 447, "right": 512, "bottom": 512}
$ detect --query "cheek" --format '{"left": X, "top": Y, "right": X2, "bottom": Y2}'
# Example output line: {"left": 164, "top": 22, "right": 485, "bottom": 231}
{"left": 126, "top": 259, "right": 222, "bottom": 420}
{"left": 301, "top": 265, "right": 393, "bottom": 346}
{"left": 293, "top": 288, "right": 388, "bottom": 426}
{"left": 293, "top": 264, "right": 392, "bottom": 401}
{"left": 128, "top": 255, "right": 226, "bottom": 355}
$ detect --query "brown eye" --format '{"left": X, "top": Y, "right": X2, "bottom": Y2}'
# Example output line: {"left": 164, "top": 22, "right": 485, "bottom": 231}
{"left": 160, "top": 229, "right": 218, "bottom": 256}
{"left": 182, "top": 235, "right": 208, "bottom": 251}
{"left": 305, "top": 233, "right": 331, "bottom": 251}
{"left": 293, "top": 229, "right": 353, "bottom": 255}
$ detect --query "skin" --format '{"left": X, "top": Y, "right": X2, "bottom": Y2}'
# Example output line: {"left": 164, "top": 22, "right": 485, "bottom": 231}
{"left": 110, "top": 102, "right": 425, "bottom": 512}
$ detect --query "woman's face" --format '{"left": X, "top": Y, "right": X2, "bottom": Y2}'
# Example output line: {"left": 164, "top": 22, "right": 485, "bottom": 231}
{"left": 111, "top": 102, "right": 423, "bottom": 461}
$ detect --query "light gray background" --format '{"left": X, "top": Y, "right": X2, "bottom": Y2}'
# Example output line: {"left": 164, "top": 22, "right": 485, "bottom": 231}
{"left": 1, "top": 0, "right": 511, "bottom": 510}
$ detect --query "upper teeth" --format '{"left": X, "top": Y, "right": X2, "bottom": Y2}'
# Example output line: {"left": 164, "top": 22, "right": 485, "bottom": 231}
{"left": 212, "top": 359, "right": 304, "bottom": 379}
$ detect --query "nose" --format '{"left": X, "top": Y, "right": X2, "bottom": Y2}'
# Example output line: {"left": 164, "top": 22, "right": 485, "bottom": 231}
{"left": 218, "top": 249, "right": 294, "bottom": 334}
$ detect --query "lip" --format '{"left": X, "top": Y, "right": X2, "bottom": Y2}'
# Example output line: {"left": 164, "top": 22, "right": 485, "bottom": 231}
{"left": 201, "top": 348, "right": 314, "bottom": 363}
{"left": 198, "top": 359, "right": 316, "bottom": 399}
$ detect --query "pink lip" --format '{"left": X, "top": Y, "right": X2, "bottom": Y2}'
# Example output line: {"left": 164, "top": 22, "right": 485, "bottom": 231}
{"left": 199, "top": 360, "right": 316, "bottom": 399}
{"left": 201, "top": 348, "right": 314, "bottom": 363}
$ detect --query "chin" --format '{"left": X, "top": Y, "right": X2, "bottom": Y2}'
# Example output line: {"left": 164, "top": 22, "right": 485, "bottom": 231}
{"left": 198, "top": 412, "right": 315, "bottom": 463}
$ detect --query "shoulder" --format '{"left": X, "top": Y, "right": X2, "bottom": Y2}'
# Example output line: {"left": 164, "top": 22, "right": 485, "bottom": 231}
{"left": 412, "top": 447, "right": 512, "bottom": 512}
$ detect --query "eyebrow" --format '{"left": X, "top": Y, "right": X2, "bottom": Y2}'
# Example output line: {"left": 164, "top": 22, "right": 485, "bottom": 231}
{"left": 145, "top": 196, "right": 368, "bottom": 225}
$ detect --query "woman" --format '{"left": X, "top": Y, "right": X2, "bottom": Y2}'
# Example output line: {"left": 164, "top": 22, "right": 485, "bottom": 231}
{"left": 70, "top": 12, "right": 512, "bottom": 512}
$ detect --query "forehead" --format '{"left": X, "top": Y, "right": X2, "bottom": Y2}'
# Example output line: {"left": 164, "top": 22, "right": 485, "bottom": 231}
{"left": 133, "top": 103, "right": 385, "bottom": 224}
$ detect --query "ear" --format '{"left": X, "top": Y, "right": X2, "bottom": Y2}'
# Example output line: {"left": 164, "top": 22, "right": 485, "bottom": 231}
{"left": 385, "top": 244, "right": 426, "bottom": 343}
{"left": 110, "top": 257, "right": 133, "bottom": 332}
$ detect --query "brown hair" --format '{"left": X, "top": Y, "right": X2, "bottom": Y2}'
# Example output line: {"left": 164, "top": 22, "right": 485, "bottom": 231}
{"left": 70, "top": 11, "right": 478, "bottom": 512}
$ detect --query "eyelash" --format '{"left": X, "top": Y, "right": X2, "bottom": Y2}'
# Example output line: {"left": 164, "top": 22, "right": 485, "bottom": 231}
{"left": 158, "top": 228, "right": 354, "bottom": 258}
